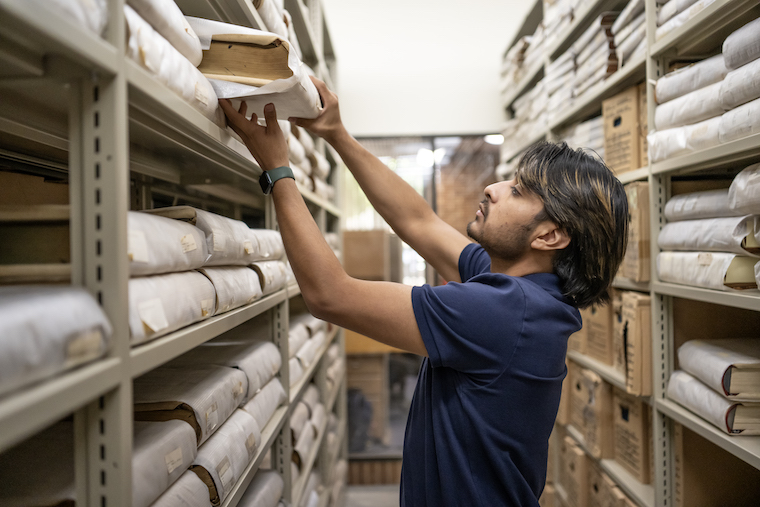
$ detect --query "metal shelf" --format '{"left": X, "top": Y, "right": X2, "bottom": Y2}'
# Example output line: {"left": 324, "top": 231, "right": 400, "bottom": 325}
{"left": 650, "top": 133, "right": 760, "bottom": 176}
{"left": 617, "top": 166, "right": 649, "bottom": 185}
{"left": 0, "top": 357, "right": 121, "bottom": 453}
{"left": 284, "top": 0, "right": 319, "bottom": 66}
{"left": 613, "top": 277, "right": 651, "bottom": 293}
{"left": 501, "top": 60, "right": 544, "bottom": 110}
{"left": 549, "top": 54, "right": 646, "bottom": 132}
{"left": 222, "top": 404, "right": 289, "bottom": 507}
{"left": 176, "top": 0, "right": 267, "bottom": 30}
{"left": 657, "top": 398, "right": 760, "bottom": 471}
{"left": 292, "top": 408, "right": 329, "bottom": 507}
{"left": 288, "top": 283, "right": 302, "bottom": 298}
{"left": 650, "top": 0, "right": 760, "bottom": 58}
{"left": 545, "top": 0, "right": 627, "bottom": 61}
{"left": 130, "top": 290, "right": 288, "bottom": 378}
{"left": 566, "top": 350, "right": 628, "bottom": 392}
{"left": 297, "top": 183, "right": 341, "bottom": 217}
{"left": 651, "top": 281, "right": 760, "bottom": 312}
{"left": 291, "top": 327, "right": 340, "bottom": 404}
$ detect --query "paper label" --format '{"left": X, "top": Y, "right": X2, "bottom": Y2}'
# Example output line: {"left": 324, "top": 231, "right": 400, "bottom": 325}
{"left": 216, "top": 455, "right": 235, "bottom": 494}
{"left": 165, "top": 447, "right": 184, "bottom": 474}
{"left": 245, "top": 432, "right": 257, "bottom": 459}
{"left": 128, "top": 230, "right": 149, "bottom": 263}
{"left": 181, "top": 234, "right": 197, "bottom": 253}
{"left": 698, "top": 252, "right": 713, "bottom": 266}
{"left": 138, "top": 299, "right": 169, "bottom": 334}
{"left": 205, "top": 402, "right": 219, "bottom": 435}
{"left": 234, "top": 380, "right": 245, "bottom": 400}
{"left": 65, "top": 329, "right": 103, "bottom": 367}
{"left": 201, "top": 298, "right": 215, "bottom": 317}
{"left": 195, "top": 83, "right": 209, "bottom": 107}
{"left": 212, "top": 230, "right": 226, "bottom": 252}
{"left": 244, "top": 240, "right": 254, "bottom": 254}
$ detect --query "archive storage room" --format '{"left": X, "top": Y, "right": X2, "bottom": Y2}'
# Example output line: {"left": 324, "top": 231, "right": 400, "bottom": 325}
{"left": 1, "top": 0, "right": 760, "bottom": 506}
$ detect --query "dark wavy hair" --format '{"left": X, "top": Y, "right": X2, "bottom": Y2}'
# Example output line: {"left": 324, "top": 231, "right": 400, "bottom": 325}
{"left": 516, "top": 141, "right": 628, "bottom": 308}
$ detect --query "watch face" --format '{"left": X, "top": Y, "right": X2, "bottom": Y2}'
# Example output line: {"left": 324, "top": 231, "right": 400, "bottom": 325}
{"left": 259, "top": 171, "right": 273, "bottom": 194}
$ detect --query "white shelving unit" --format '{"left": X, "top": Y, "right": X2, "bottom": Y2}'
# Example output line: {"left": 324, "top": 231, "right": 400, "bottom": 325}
{"left": 502, "top": 1, "right": 760, "bottom": 506}
{"left": 0, "top": 0, "right": 347, "bottom": 506}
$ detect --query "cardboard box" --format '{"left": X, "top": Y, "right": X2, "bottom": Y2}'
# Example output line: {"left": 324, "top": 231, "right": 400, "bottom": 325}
{"left": 621, "top": 182, "right": 650, "bottom": 282}
{"left": 588, "top": 462, "right": 619, "bottom": 507}
{"left": 343, "top": 230, "right": 401, "bottom": 281}
{"left": 621, "top": 292, "right": 651, "bottom": 396}
{"left": 674, "top": 423, "right": 760, "bottom": 507}
{"left": 563, "top": 436, "right": 589, "bottom": 507}
{"left": 557, "top": 360, "right": 577, "bottom": 426}
{"left": 638, "top": 82, "right": 648, "bottom": 168}
{"left": 556, "top": 425, "right": 570, "bottom": 493}
{"left": 539, "top": 483, "right": 557, "bottom": 507}
{"left": 346, "top": 354, "right": 389, "bottom": 442}
{"left": 568, "top": 316, "right": 587, "bottom": 354}
{"left": 613, "top": 388, "right": 650, "bottom": 484}
{"left": 603, "top": 86, "right": 640, "bottom": 175}
{"left": 611, "top": 292, "right": 626, "bottom": 376}
{"left": 585, "top": 303, "right": 615, "bottom": 365}
{"left": 568, "top": 361, "right": 585, "bottom": 433}
{"left": 574, "top": 369, "right": 614, "bottom": 459}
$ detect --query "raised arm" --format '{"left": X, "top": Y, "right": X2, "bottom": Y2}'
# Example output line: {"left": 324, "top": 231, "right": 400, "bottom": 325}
{"left": 292, "top": 78, "right": 471, "bottom": 283}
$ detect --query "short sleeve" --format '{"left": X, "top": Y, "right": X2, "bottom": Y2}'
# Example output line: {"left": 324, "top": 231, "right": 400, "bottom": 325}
{"left": 411, "top": 277, "right": 526, "bottom": 377}
{"left": 458, "top": 243, "right": 491, "bottom": 282}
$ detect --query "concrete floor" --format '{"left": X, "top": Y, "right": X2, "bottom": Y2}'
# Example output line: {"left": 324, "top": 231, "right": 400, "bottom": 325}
{"left": 344, "top": 484, "right": 400, "bottom": 507}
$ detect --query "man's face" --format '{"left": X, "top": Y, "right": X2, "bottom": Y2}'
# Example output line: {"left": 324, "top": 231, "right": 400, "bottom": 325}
{"left": 466, "top": 179, "right": 547, "bottom": 262}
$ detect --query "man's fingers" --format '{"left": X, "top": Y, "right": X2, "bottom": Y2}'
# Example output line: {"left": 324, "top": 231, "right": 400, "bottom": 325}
{"left": 263, "top": 103, "right": 278, "bottom": 130}
{"left": 238, "top": 101, "right": 248, "bottom": 118}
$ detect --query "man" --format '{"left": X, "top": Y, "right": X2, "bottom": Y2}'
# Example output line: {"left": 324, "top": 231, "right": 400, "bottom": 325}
{"left": 219, "top": 77, "right": 628, "bottom": 506}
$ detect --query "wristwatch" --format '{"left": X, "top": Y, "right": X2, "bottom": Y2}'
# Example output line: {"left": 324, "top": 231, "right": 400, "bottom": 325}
{"left": 259, "top": 166, "right": 295, "bottom": 195}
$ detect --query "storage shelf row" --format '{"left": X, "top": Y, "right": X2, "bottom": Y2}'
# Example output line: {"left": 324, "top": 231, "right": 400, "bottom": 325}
{"left": 650, "top": 132, "right": 760, "bottom": 177}
{"left": 545, "top": 0, "right": 626, "bottom": 60}
{"left": 501, "top": 60, "right": 544, "bottom": 111}
{"left": 293, "top": 399, "right": 329, "bottom": 506}
{"left": 284, "top": 0, "right": 319, "bottom": 67}
{"left": 651, "top": 282, "right": 760, "bottom": 312}
{"left": 291, "top": 326, "right": 340, "bottom": 404}
{"left": 612, "top": 277, "right": 650, "bottom": 293}
{"left": 616, "top": 167, "right": 649, "bottom": 185}
{"left": 566, "top": 350, "right": 627, "bottom": 392}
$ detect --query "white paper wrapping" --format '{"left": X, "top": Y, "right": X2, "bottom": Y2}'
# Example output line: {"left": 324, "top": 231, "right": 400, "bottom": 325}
{"left": 191, "top": 409, "right": 262, "bottom": 504}
{"left": 283, "top": 9, "right": 304, "bottom": 60}
{"left": 647, "top": 116, "right": 722, "bottom": 163}
{"left": 0, "top": 421, "right": 74, "bottom": 507}
{"left": 654, "top": 81, "right": 724, "bottom": 131}
{"left": 664, "top": 189, "right": 733, "bottom": 221}
{"left": 655, "top": 0, "right": 716, "bottom": 41}
{"left": 658, "top": 216, "right": 759, "bottom": 256}
{"left": 612, "top": 0, "right": 644, "bottom": 35}
{"left": 657, "top": 0, "right": 699, "bottom": 26}
{"left": 242, "top": 377, "right": 287, "bottom": 430}
{"left": 301, "top": 384, "right": 320, "bottom": 414}
{"left": 125, "top": 6, "right": 219, "bottom": 124}
{"left": 133, "top": 420, "right": 198, "bottom": 507}
{"left": 292, "top": 162, "right": 313, "bottom": 190}
{"left": 128, "top": 211, "right": 208, "bottom": 277}
{"left": 720, "top": 96, "right": 760, "bottom": 144}
{"left": 43, "top": 0, "right": 107, "bottom": 35}
{"left": 289, "top": 356, "right": 304, "bottom": 386}
{"left": 296, "top": 330, "right": 326, "bottom": 369}
{"left": 729, "top": 163, "right": 760, "bottom": 214}
{"left": 289, "top": 320, "right": 310, "bottom": 359}
{"left": 237, "top": 469, "right": 284, "bottom": 507}
{"left": 723, "top": 16, "right": 760, "bottom": 70}
{"left": 152, "top": 470, "right": 213, "bottom": 507}
{"left": 656, "top": 251, "right": 750, "bottom": 290}
{"left": 293, "top": 419, "right": 316, "bottom": 468}
{"left": 614, "top": 11, "right": 645, "bottom": 51}
{"left": 292, "top": 313, "right": 326, "bottom": 336}
{"left": 326, "top": 358, "right": 344, "bottom": 387}
{"left": 251, "top": 260, "right": 289, "bottom": 295}
{"left": 757, "top": 259, "right": 760, "bottom": 288}
{"left": 667, "top": 370, "right": 760, "bottom": 434}
{"left": 288, "top": 135, "right": 307, "bottom": 165}
{"left": 720, "top": 57, "right": 760, "bottom": 110}
{"left": 655, "top": 55, "right": 727, "bottom": 104}
{"left": 257, "top": 0, "right": 288, "bottom": 38}
{"left": 129, "top": 271, "right": 216, "bottom": 345}
{"left": 678, "top": 339, "right": 760, "bottom": 400}
{"left": 311, "top": 403, "right": 326, "bottom": 433}
{"left": 290, "top": 401, "right": 310, "bottom": 440}
{"left": 134, "top": 364, "right": 247, "bottom": 445}
{"left": 325, "top": 343, "right": 340, "bottom": 365}
{"left": 247, "top": 229, "right": 285, "bottom": 261}
{"left": 617, "top": 21, "right": 646, "bottom": 65}
{"left": 300, "top": 474, "right": 320, "bottom": 507}
{"left": 199, "top": 267, "right": 263, "bottom": 315}
{"left": 0, "top": 285, "right": 111, "bottom": 397}
{"left": 127, "top": 0, "right": 202, "bottom": 66}
{"left": 186, "top": 17, "right": 322, "bottom": 121}
{"left": 309, "top": 150, "right": 331, "bottom": 181}
{"left": 295, "top": 127, "right": 315, "bottom": 154}
{"left": 169, "top": 340, "right": 281, "bottom": 403}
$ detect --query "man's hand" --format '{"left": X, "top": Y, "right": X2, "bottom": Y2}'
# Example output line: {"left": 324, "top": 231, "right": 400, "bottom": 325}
{"left": 219, "top": 99, "right": 289, "bottom": 171}
{"left": 290, "top": 76, "right": 347, "bottom": 144}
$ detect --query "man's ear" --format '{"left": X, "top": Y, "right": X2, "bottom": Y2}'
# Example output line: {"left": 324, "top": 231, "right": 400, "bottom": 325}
{"left": 532, "top": 226, "right": 570, "bottom": 251}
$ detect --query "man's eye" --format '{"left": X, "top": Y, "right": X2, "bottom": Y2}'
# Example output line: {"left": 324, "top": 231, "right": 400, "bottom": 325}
{"left": 511, "top": 186, "right": 520, "bottom": 196}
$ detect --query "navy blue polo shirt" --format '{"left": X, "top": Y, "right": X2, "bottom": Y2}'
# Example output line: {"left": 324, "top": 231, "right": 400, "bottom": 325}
{"left": 402, "top": 243, "right": 581, "bottom": 506}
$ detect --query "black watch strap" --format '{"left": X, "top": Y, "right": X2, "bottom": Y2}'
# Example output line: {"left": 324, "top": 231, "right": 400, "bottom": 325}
{"left": 259, "top": 166, "right": 295, "bottom": 194}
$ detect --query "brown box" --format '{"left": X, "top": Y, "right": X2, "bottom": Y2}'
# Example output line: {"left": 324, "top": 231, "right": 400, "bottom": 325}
{"left": 568, "top": 361, "right": 585, "bottom": 433}
{"left": 573, "top": 369, "right": 614, "bottom": 459}
{"left": 557, "top": 360, "right": 577, "bottom": 426}
{"left": 563, "top": 436, "right": 589, "bottom": 507}
{"left": 588, "top": 462, "right": 619, "bottom": 507}
{"left": 674, "top": 423, "right": 760, "bottom": 507}
{"left": 343, "top": 230, "right": 401, "bottom": 281}
{"left": 348, "top": 458, "right": 402, "bottom": 485}
{"left": 556, "top": 425, "right": 571, "bottom": 493}
{"left": 346, "top": 354, "right": 389, "bottom": 442}
{"left": 585, "top": 303, "right": 615, "bottom": 365}
{"left": 539, "top": 483, "right": 557, "bottom": 507}
{"left": 568, "top": 316, "right": 587, "bottom": 354}
{"left": 621, "top": 292, "right": 651, "bottom": 396}
{"left": 638, "top": 82, "right": 648, "bottom": 168}
{"left": 603, "top": 86, "right": 640, "bottom": 175}
{"left": 613, "top": 387, "right": 650, "bottom": 484}
{"left": 621, "top": 182, "right": 650, "bottom": 283}
{"left": 611, "top": 292, "right": 626, "bottom": 376}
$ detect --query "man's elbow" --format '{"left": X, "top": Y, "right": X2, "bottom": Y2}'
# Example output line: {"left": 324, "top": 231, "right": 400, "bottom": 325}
{"left": 301, "top": 287, "right": 341, "bottom": 323}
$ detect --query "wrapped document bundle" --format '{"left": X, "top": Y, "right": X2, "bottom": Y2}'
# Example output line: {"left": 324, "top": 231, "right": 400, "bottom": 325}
{"left": 199, "top": 267, "right": 263, "bottom": 315}
{"left": 654, "top": 55, "right": 728, "bottom": 104}
{"left": 152, "top": 470, "right": 213, "bottom": 507}
{"left": 289, "top": 356, "right": 304, "bottom": 386}
{"left": 290, "top": 401, "right": 311, "bottom": 440}
{"left": 615, "top": 15, "right": 646, "bottom": 67}
{"left": 296, "top": 330, "right": 327, "bottom": 369}
{"left": 723, "top": 16, "right": 760, "bottom": 70}
{"left": 612, "top": 0, "right": 644, "bottom": 35}
{"left": 132, "top": 420, "right": 198, "bottom": 507}
{"left": 300, "top": 472, "right": 321, "bottom": 507}
{"left": 664, "top": 188, "right": 733, "bottom": 221}
{"left": 186, "top": 17, "right": 322, "bottom": 121}
{"left": 310, "top": 150, "right": 331, "bottom": 180}
{"left": 289, "top": 319, "right": 311, "bottom": 358}
{"left": 44, "top": 0, "right": 107, "bottom": 35}
{"left": 313, "top": 178, "right": 336, "bottom": 201}
{"left": 0, "top": 421, "right": 74, "bottom": 507}
{"left": 237, "top": 469, "right": 284, "bottom": 507}
{"left": 242, "top": 377, "right": 287, "bottom": 430}
{"left": 720, "top": 57, "right": 760, "bottom": 110}
{"left": 169, "top": 340, "right": 282, "bottom": 402}
{"left": 657, "top": 0, "right": 699, "bottom": 26}
{"left": 719, "top": 96, "right": 760, "bottom": 144}
{"left": 728, "top": 163, "right": 760, "bottom": 214}
{"left": 656, "top": 0, "right": 717, "bottom": 41}
{"left": 247, "top": 229, "right": 285, "bottom": 261}
{"left": 251, "top": 260, "right": 289, "bottom": 295}
{"left": 301, "top": 384, "right": 320, "bottom": 416}
{"left": 657, "top": 251, "right": 759, "bottom": 290}
{"left": 668, "top": 370, "right": 760, "bottom": 434}
{"left": 134, "top": 364, "right": 248, "bottom": 445}
{"left": 658, "top": 215, "right": 760, "bottom": 256}
{"left": 191, "top": 409, "right": 262, "bottom": 504}
{"left": 679, "top": 339, "right": 760, "bottom": 400}
{"left": 292, "top": 416, "right": 317, "bottom": 469}
{"left": 647, "top": 115, "right": 722, "bottom": 163}
{"left": 295, "top": 126, "right": 315, "bottom": 154}
{"left": 292, "top": 313, "right": 327, "bottom": 336}
{"left": 128, "top": 211, "right": 208, "bottom": 277}
{"left": 125, "top": 6, "right": 219, "bottom": 124}
{"left": 288, "top": 134, "right": 307, "bottom": 166}
{"left": 254, "top": 0, "right": 288, "bottom": 39}
{"left": 654, "top": 81, "right": 723, "bottom": 131}
{"left": 128, "top": 271, "right": 216, "bottom": 345}
{"left": 0, "top": 285, "right": 111, "bottom": 397}
{"left": 127, "top": 0, "right": 202, "bottom": 65}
